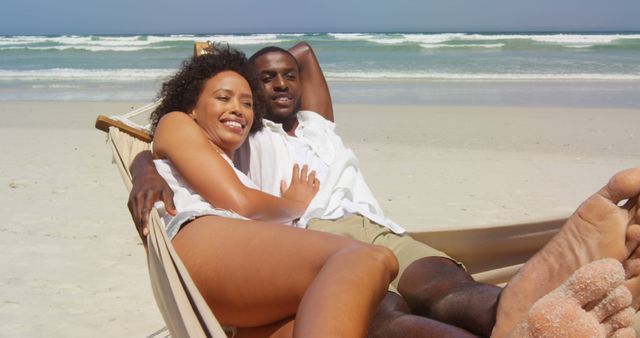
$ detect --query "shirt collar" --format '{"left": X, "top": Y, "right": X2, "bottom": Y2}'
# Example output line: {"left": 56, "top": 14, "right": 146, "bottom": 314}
{"left": 262, "top": 111, "right": 332, "bottom": 137}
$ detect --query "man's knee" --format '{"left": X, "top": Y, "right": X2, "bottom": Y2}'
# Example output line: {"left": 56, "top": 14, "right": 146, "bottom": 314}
{"left": 398, "top": 257, "right": 472, "bottom": 310}
{"left": 400, "top": 256, "right": 470, "bottom": 286}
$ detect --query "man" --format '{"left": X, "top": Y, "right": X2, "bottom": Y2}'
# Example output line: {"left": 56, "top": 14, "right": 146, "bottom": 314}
{"left": 129, "top": 42, "right": 640, "bottom": 337}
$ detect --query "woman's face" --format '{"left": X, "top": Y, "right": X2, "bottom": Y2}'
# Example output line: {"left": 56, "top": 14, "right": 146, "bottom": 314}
{"left": 190, "top": 70, "right": 254, "bottom": 156}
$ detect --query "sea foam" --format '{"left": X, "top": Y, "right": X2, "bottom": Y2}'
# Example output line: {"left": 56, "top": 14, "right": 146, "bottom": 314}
{"left": 0, "top": 68, "right": 172, "bottom": 81}
{"left": 325, "top": 71, "right": 640, "bottom": 81}
{"left": 325, "top": 32, "right": 640, "bottom": 48}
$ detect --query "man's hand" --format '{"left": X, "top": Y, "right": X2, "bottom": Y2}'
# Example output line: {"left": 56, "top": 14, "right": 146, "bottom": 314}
{"left": 128, "top": 151, "right": 176, "bottom": 243}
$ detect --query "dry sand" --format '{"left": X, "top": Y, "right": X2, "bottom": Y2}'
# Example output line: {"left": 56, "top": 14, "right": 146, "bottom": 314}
{"left": 335, "top": 104, "right": 640, "bottom": 231}
{"left": 1, "top": 101, "right": 638, "bottom": 337}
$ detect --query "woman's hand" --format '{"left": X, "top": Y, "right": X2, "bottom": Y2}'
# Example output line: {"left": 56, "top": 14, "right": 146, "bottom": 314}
{"left": 280, "top": 164, "right": 320, "bottom": 216}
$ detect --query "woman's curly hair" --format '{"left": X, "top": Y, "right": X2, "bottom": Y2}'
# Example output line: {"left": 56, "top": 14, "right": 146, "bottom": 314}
{"left": 150, "top": 44, "right": 264, "bottom": 133}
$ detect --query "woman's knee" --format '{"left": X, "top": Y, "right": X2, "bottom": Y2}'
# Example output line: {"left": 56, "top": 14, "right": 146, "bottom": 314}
{"left": 341, "top": 243, "right": 399, "bottom": 282}
{"left": 373, "top": 245, "right": 400, "bottom": 281}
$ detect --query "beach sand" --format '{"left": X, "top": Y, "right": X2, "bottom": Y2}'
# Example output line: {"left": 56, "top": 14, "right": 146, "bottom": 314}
{"left": 1, "top": 101, "right": 638, "bottom": 337}
{"left": 335, "top": 104, "right": 640, "bottom": 231}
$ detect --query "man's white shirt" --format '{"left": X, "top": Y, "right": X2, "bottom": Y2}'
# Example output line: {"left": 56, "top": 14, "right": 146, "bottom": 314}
{"left": 235, "top": 110, "right": 405, "bottom": 234}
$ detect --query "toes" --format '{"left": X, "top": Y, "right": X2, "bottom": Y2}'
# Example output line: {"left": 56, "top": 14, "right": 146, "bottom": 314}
{"left": 525, "top": 300, "right": 600, "bottom": 338}
{"left": 591, "top": 285, "right": 632, "bottom": 322}
{"left": 602, "top": 307, "right": 635, "bottom": 336}
{"left": 621, "top": 196, "right": 638, "bottom": 210}
{"left": 622, "top": 260, "right": 640, "bottom": 310}
{"left": 563, "top": 259, "right": 625, "bottom": 306}
{"left": 602, "top": 168, "right": 640, "bottom": 204}
{"left": 625, "top": 224, "right": 640, "bottom": 255}
{"left": 623, "top": 258, "right": 640, "bottom": 278}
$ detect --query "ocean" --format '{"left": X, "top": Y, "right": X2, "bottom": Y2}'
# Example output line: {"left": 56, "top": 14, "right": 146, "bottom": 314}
{"left": 1, "top": 32, "right": 639, "bottom": 107}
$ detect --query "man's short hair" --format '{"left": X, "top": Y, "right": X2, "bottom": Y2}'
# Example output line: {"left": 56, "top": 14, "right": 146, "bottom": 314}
{"left": 249, "top": 46, "right": 300, "bottom": 70}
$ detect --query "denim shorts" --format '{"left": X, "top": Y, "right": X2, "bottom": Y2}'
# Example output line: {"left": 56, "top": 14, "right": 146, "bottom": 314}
{"left": 164, "top": 208, "right": 248, "bottom": 240}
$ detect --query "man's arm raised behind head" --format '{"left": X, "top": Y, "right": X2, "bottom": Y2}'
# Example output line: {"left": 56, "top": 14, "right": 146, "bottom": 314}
{"left": 289, "top": 42, "right": 334, "bottom": 122}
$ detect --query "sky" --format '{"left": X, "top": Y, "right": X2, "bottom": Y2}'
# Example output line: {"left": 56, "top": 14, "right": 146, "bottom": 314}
{"left": 2, "top": 0, "right": 640, "bottom": 35}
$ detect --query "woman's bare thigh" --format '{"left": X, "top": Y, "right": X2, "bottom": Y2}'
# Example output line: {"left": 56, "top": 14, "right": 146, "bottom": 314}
{"left": 171, "top": 216, "right": 358, "bottom": 327}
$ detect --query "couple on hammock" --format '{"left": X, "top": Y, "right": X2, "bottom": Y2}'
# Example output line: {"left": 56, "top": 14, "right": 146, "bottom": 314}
{"left": 129, "top": 42, "right": 640, "bottom": 337}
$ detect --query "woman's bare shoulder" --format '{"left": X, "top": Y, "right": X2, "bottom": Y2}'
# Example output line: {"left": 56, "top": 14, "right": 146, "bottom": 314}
{"left": 153, "top": 111, "right": 205, "bottom": 157}
{"left": 156, "top": 111, "right": 194, "bottom": 129}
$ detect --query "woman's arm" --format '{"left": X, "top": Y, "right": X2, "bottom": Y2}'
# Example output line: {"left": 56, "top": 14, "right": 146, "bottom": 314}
{"left": 289, "top": 42, "right": 334, "bottom": 122}
{"left": 153, "top": 112, "right": 317, "bottom": 224}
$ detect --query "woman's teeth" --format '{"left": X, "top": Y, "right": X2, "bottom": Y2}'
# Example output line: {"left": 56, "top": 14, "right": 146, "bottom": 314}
{"left": 223, "top": 121, "right": 242, "bottom": 129}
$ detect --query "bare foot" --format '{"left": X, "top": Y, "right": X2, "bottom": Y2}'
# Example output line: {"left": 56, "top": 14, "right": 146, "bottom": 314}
{"left": 493, "top": 168, "right": 640, "bottom": 337}
{"left": 507, "top": 259, "right": 635, "bottom": 338}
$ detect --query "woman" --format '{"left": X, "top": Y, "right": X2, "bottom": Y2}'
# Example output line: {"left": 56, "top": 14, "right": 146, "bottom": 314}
{"left": 150, "top": 45, "right": 398, "bottom": 337}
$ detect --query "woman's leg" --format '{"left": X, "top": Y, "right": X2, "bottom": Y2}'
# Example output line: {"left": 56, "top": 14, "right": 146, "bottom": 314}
{"left": 236, "top": 318, "right": 295, "bottom": 338}
{"left": 172, "top": 216, "right": 398, "bottom": 337}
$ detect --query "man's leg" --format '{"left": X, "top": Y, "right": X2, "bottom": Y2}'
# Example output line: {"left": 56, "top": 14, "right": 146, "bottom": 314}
{"left": 365, "top": 219, "right": 499, "bottom": 337}
{"left": 309, "top": 171, "right": 640, "bottom": 337}
{"left": 307, "top": 217, "right": 481, "bottom": 337}
{"left": 396, "top": 168, "right": 640, "bottom": 337}
{"left": 369, "top": 292, "right": 478, "bottom": 338}
{"left": 398, "top": 257, "right": 500, "bottom": 337}
{"left": 237, "top": 259, "right": 636, "bottom": 338}
{"left": 366, "top": 219, "right": 500, "bottom": 336}
{"left": 397, "top": 237, "right": 640, "bottom": 338}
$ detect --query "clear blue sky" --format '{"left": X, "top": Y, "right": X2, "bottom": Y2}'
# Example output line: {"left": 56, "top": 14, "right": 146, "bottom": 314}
{"left": 2, "top": 0, "right": 639, "bottom": 35}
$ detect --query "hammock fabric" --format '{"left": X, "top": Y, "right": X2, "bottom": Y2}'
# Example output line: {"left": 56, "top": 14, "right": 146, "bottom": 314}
{"left": 106, "top": 127, "right": 228, "bottom": 338}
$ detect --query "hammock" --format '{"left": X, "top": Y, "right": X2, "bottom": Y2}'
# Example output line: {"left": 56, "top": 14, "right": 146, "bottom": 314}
{"left": 99, "top": 122, "right": 228, "bottom": 338}
{"left": 94, "top": 42, "right": 570, "bottom": 337}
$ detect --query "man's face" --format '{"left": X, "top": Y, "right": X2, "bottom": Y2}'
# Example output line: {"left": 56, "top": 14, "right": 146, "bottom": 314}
{"left": 253, "top": 52, "right": 301, "bottom": 122}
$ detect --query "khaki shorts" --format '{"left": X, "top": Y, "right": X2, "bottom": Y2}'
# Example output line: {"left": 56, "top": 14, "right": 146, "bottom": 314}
{"left": 307, "top": 215, "right": 463, "bottom": 294}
